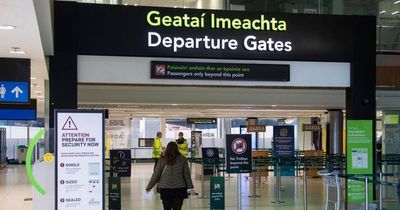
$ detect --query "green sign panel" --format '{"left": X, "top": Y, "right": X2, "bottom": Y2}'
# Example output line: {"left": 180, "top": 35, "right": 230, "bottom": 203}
{"left": 109, "top": 177, "right": 121, "bottom": 210}
{"left": 210, "top": 177, "right": 224, "bottom": 210}
{"left": 384, "top": 114, "right": 399, "bottom": 125}
{"left": 346, "top": 120, "right": 373, "bottom": 204}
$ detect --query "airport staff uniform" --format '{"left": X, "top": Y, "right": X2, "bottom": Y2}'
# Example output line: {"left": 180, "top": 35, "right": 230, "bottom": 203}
{"left": 176, "top": 138, "right": 188, "bottom": 157}
{"left": 152, "top": 137, "right": 163, "bottom": 169}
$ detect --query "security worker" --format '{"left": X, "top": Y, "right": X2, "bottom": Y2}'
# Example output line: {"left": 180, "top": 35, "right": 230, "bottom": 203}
{"left": 152, "top": 131, "right": 163, "bottom": 170}
{"left": 175, "top": 132, "right": 188, "bottom": 157}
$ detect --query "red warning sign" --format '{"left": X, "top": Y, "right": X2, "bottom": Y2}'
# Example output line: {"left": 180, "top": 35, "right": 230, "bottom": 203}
{"left": 62, "top": 116, "right": 78, "bottom": 130}
{"left": 231, "top": 138, "right": 247, "bottom": 155}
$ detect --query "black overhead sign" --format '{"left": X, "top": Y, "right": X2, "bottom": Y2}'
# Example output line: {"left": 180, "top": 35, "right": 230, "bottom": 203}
{"left": 61, "top": 2, "right": 370, "bottom": 62}
{"left": 187, "top": 118, "right": 217, "bottom": 124}
{"left": 151, "top": 61, "right": 290, "bottom": 81}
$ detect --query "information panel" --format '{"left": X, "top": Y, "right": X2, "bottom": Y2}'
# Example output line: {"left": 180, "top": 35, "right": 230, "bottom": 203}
{"left": 346, "top": 120, "right": 373, "bottom": 205}
{"left": 273, "top": 125, "right": 295, "bottom": 176}
{"left": 151, "top": 61, "right": 290, "bottom": 82}
{"left": 226, "top": 134, "right": 252, "bottom": 173}
{"left": 56, "top": 110, "right": 105, "bottom": 210}
{"left": 210, "top": 176, "right": 225, "bottom": 210}
{"left": 110, "top": 149, "right": 131, "bottom": 177}
{"left": 202, "top": 148, "right": 219, "bottom": 176}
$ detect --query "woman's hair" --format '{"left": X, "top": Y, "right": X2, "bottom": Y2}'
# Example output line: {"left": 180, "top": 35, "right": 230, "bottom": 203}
{"left": 163, "top": 141, "right": 181, "bottom": 165}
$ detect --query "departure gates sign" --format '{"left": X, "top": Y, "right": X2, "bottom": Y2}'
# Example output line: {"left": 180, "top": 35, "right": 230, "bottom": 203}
{"left": 78, "top": 4, "right": 355, "bottom": 61}
{"left": 146, "top": 11, "right": 292, "bottom": 53}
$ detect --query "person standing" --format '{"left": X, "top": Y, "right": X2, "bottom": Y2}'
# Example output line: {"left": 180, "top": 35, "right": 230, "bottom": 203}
{"left": 175, "top": 132, "right": 188, "bottom": 157}
{"left": 152, "top": 131, "right": 163, "bottom": 170}
{"left": 146, "top": 142, "right": 194, "bottom": 210}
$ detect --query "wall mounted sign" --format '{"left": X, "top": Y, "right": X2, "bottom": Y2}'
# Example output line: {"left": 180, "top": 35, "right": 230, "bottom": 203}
{"left": 0, "top": 58, "right": 30, "bottom": 103}
{"left": 302, "top": 124, "right": 321, "bottom": 132}
{"left": 226, "top": 134, "right": 252, "bottom": 173}
{"left": 55, "top": 110, "right": 105, "bottom": 210}
{"left": 151, "top": 61, "right": 290, "bottom": 81}
{"left": 105, "top": 118, "right": 130, "bottom": 149}
{"left": 247, "top": 125, "right": 266, "bottom": 132}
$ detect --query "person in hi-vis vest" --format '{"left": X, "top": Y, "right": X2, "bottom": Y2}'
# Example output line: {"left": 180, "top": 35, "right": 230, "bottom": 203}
{"left": 152, "top": 131, "right": 163, "bottom": 170}
{"left": 175, "top": 132, "right": 188, "bottom": 157}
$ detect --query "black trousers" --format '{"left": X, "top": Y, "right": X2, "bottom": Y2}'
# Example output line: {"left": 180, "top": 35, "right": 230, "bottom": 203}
{"left": 162, "top": 198, "right": 184, "bottom": 210}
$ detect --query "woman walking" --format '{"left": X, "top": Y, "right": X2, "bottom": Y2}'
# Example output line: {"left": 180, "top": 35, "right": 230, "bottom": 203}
{"left": 146, "top": 141, "right": 194, "bottom": 210}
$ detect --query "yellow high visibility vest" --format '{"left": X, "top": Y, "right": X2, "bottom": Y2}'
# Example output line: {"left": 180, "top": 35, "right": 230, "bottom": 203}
{"left": 176, "top": 138, "right": 188, "bottom": 157}
{"left": 152, "top": 138, "right": 163, "bottom": 158}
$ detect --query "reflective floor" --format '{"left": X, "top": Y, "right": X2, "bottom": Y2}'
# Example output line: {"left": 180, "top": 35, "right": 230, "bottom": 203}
{"left": 1, "top": 164, "right": 399, "bottom": 210}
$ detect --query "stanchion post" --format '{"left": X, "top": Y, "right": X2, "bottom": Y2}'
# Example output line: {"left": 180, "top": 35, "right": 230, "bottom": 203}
{"left": 379, "top": 172, "right": 383, "bottom": 210}
{"left": 303, "top": 168, "right": 307, "bottom": 210}
{"left": 365, "top": 177, "right": 368, "bottom": 210}
{"left": 237, "top": 174, "right": 242, "bottom": 210}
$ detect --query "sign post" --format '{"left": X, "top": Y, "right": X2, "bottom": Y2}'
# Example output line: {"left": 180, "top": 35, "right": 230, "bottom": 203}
{"left": 55, "top": 110, "right": 105, "bottom": 210}
{"left": 346, "top": 120, "right": 373, "bottom": 208}
{"left": 226, "top": 134, "right": 252, "bottom": 210}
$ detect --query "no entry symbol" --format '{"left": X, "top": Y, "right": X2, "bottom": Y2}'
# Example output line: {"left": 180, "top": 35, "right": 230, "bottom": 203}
{"left": 231, "top": 138, "right": 247, "bottom": 155}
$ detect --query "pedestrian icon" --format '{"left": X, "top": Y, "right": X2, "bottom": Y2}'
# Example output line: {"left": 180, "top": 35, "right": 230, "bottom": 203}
{"left": 0, "top": 81, "right": 29, "bottom": 103}
{"left": 62, "top": 116, "right": 78, "bottom": 130}
{"left": 11, "top": 86, "right": 23, "bottom": 98}
{"left": 0, "top": 84, "right": 6, "bottom": 99}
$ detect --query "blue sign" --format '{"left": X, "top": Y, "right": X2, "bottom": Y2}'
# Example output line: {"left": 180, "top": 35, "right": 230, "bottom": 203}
{"left": 0, "top": 109, "right": 36, "bottom": 120}
{"left": 0, "top": 81, "right": 29, "bottom": 103}
{"left": 273, "top": 125, "right": 295, "bottom": 176}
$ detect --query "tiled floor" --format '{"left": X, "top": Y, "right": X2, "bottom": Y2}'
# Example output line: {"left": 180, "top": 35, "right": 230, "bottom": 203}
{"left": 1, "top": 163, "right": 399, "bottom": 210}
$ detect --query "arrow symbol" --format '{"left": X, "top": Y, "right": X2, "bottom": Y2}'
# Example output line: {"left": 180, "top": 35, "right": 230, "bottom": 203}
{"left": 11, "top": 86, "right": 23, "bottom": 98}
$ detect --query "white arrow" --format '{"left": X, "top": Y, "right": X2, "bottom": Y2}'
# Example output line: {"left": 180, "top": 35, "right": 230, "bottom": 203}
{"left": 11, "top": 86, "right": 23, "bottom": 98}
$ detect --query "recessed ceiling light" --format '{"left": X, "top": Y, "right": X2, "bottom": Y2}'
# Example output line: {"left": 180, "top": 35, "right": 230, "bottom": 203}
{"left": 379, "top": 10, "right": 386, "bottom": 14}
{"left": 392, "top": 11, "right": 399, "bottom": 15}
{"left": 174, "top": 6, "right": 178, "bottom": 8}
{"left": 395, "top": 0, "right": 400, "bottom": 5}
{"left": 134, "top": 3, "right": 138, "bottom": 6}
{"left": 0, "top": 24, "right": 16, "bottom": 30}
{"left": 124, "top": 3, "right": 128, "bottom": 5}
{"left": 10, "top": 47, "right": 25, "bottom": 54}
{"left": 30, "top": 77, "right": 37, "bottom": 80}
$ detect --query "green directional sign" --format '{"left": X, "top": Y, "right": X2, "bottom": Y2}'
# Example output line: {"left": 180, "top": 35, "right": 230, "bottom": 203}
{"left": 346, "top": 120, "right": 373, "bottom": 204}
{"left": 109, "top": 177, "right": 121, "bottom": 210}
{"left": 210, "top": 177, "right": 224, "bottom": 210}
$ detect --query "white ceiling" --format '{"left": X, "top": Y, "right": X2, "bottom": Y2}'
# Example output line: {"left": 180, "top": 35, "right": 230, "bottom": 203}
{"left": 0, "top": 0, "right": 50, "bottom": 117}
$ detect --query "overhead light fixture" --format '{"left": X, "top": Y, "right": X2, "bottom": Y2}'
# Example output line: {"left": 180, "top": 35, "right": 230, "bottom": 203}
{"left": 0, "top": 24, "right": 16, "bottom": 30}
{"left": 174, "top": 6, "right": 178, "bottom": 8}
{"left": 124, "top": 3, "right": 128, "bottom": 5}
{"left": 134, "top": 3, "right": 138, "bottom": 6}
{"left": 392, "top": 11, "right": 399, "bottom": 15}
{"left": 379, "top": 10, "right": 386, "bottom": 14}
{"left": 30, "top": 77, "right": 37, "bottom": 80}
{"left": 395, "top": 0, "right": 400, "bottom": 4}
{"left": 10, "top": 47, "right": 25, "bottom": 54}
